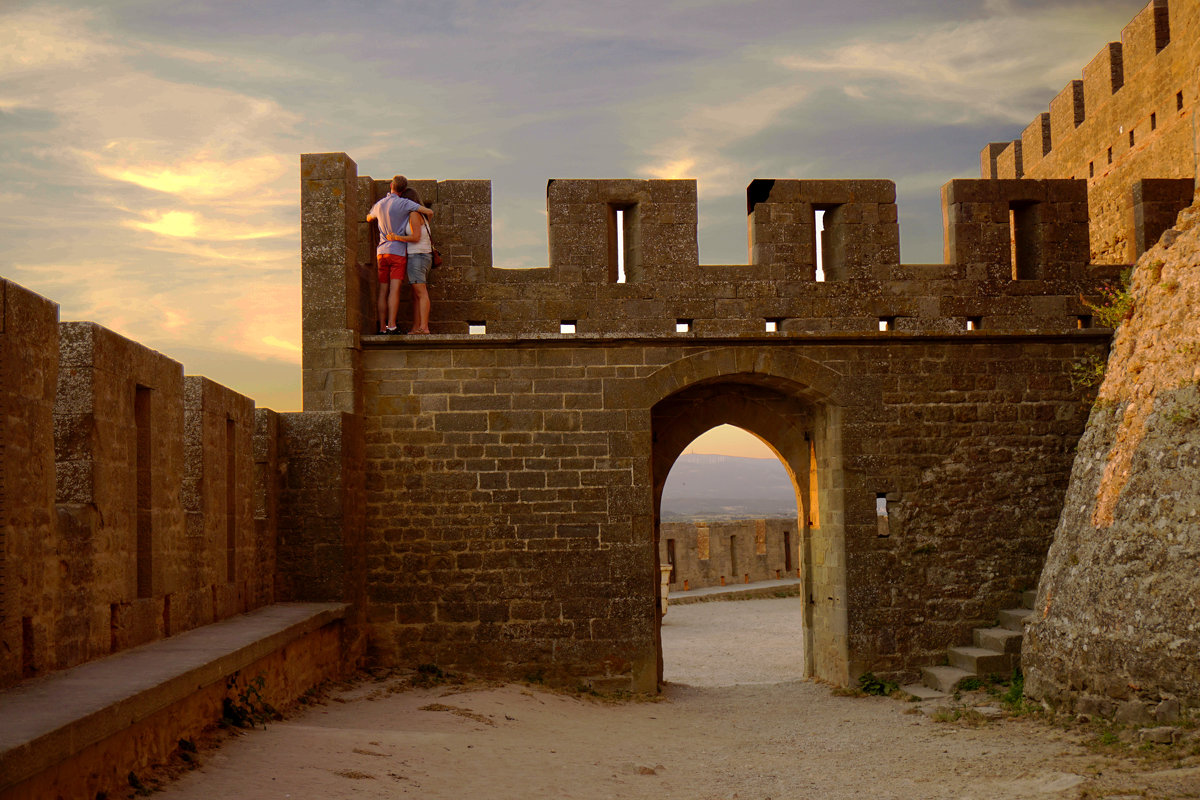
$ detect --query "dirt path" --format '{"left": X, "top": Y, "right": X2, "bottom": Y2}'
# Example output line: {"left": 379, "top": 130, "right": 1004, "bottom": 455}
{"left": 154, "top": 597, "right": 1199, "bottom": 799}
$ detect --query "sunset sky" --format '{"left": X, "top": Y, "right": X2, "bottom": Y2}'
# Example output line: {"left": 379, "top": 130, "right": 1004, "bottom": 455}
{"left": 2, "top": 0, "right": 1137, "bottom": 456}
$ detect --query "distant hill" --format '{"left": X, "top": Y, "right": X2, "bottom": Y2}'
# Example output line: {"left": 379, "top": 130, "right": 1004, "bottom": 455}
{"left": 660, "top": 453, "right": 798, "bottom": 520}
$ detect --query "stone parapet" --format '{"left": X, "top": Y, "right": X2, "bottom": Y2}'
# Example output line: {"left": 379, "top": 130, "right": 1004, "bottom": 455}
{"left": 0, "top": 281, "right": 59, "bottom": 688}
{"left": 53, "top": 322, "right": 187, "bottom": 669}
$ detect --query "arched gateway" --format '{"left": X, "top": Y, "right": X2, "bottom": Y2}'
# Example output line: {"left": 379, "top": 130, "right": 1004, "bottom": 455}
{"left": 301, "top": 153, "right": 1114, "bottom": 691}
{"left": 645, "top": 350, "right": 845, "bottom": 683}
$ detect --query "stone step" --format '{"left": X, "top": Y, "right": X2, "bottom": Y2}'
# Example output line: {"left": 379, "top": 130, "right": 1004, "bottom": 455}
{"left": 974, "top": 626, "right": 1024, "bottom": 654}
{"left": 902, "top": 683, "right": 947, "bottom": 701}
{"left": 998, "top": 607, "right": 1033, "bottom": 631}
{"left": 921, "top": 665, "right": 974, "bottom": 694}
{"left": 1022, "top": 589, "right": 1038, "bottom": 609}
{"left": 949, "top": 645, "right": 1013, "bottom": 675}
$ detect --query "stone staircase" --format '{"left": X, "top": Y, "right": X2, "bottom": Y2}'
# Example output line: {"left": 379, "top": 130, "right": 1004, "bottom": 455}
{"left": 905, "top": 590, "right": 1036, "bottom": 698}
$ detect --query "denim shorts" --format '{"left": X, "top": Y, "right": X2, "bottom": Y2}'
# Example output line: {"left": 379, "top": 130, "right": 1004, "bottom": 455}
{"left": 407, "top": 252, "right": 432, "bottom": 284}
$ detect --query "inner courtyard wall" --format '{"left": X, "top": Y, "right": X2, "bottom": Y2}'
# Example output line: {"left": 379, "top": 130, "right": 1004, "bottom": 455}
{"left": 659, "top": 519, "right": 801, "bottom": 592}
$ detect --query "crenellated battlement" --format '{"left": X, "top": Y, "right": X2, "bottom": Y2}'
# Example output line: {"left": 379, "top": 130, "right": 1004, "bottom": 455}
{"left": 980, "top": 0, "right": 1198, "bottom": 263}
{"left": 301, "top": 152, "right": 1121, "bottom": 416}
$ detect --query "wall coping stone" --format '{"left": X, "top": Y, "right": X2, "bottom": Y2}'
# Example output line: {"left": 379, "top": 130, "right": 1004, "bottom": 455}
{"left": 361, "top": 330, "right": 1114, "bottom": 349}
{"left": 0, "top": 602, "right": 347, "bottom": 792}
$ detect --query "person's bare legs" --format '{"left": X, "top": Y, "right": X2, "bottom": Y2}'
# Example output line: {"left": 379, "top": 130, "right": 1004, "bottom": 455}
{"left": 376, "top": 281, "right": 389, "bottom": 332}
{"left": 410, "top": 283, "right": 431, "bottom": 333}
{"left": 387, "top": 279, "right": 403, "bottom": 330}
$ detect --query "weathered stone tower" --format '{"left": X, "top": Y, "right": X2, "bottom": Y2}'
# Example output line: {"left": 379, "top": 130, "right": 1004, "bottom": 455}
{"left": 302, "top": 155, "right": 1116, "bottom": 690}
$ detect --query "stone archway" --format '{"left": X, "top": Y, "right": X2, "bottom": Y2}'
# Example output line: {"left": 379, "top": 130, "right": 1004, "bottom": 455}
{"left": 641, "top": 351, "right": 848, "bottom": 688}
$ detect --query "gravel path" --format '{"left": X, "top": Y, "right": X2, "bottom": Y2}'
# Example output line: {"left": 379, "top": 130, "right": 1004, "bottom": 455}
{"left": 152, "top": 597, "right": 1198, "bottom": 799}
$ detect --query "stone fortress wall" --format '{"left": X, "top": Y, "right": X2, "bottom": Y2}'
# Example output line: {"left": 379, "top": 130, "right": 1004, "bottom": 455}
{"left": 0, "top": 280, "right": 365, "bottom": 692}
{"left": 982, "top": 0, "right": 1200, "bottom": 264}
{"left": 659, "top": 519, "right": 800, "bottom": 592}
{"left": 980, "top": 0, "right": 1200, "bottom": 717}
{"left": 3, "top": 1, "right": 1195, "bottom": 790}
{"left": 303, "top": 150, "right": 1119, "bottom": 691}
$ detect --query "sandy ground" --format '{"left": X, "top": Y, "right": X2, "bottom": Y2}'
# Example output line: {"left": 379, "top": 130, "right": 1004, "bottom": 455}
{"left": 153, "top": 597, "right": 1199, "bottom": 799}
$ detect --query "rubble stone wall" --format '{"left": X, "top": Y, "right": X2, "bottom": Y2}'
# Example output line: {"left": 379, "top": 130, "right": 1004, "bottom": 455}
{"left": 1023, "top": 205, "right": 1200, "bottom": 716}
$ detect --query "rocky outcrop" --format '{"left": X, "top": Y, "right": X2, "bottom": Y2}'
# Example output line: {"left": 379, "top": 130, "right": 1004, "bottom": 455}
{"left": 1023, "top": 203, "right": 1200, "bottom": 716}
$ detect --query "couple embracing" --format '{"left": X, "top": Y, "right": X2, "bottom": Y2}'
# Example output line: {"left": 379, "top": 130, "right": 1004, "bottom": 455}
{"left": 368, "top": 175, "right": 435, "bottom": 334}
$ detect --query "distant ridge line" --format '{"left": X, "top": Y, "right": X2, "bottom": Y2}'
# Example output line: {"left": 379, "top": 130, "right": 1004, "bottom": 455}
{"left": 679, "top": 453, "right": 773, "bottom": 464}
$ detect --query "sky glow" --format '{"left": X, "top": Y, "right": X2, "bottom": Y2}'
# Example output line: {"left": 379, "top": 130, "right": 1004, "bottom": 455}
{"left": 0, "top": 0, "right": 1137, "bottom": 421}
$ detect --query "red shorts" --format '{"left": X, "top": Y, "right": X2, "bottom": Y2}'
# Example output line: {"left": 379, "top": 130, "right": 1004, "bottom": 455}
{"left": 378, "top": 254, "right": 407, "bottom": 283}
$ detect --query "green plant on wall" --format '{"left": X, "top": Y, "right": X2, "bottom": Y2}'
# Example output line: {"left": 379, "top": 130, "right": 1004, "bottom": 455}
{"left": 1069, "top": 353, "right": 1108, "bottom": 392}
{"left": 222, "top": 673, "right": 276, "bottom": 730}
{"left": 1082, "top": 267, "right": 1133, "bottom": 329}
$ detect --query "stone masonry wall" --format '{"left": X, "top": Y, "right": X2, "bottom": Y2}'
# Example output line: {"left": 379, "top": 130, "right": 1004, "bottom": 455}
{"left": 181, "top": 376, "right": 258, "bottom": 624}
{"left": 361, "top": 335, "right": 1103, "bottom": 689}
{"left": 0, "top": 281, "right": 356, "bottom": 692}
{"left": 659, "top": 519, "right": 801, "bottom": 591}
{"left": 0, "top": 281, "right": 59, "bottom": 687}
{"left": 301, "top": 151, "right": 1125, "bottom": 689}
{"left": 54, "top": 321, "right": 189, "bottom": 667}
{"left": 1023, "top": 204, "right": 1200, "bottom": 716}
{"left": 983, "top": 0, "right": 1200, "bottom": 263}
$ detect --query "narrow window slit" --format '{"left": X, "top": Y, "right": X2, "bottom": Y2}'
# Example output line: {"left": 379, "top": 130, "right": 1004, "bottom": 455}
{"left": 876, "top": 493, "right": 891, "bottom": 538}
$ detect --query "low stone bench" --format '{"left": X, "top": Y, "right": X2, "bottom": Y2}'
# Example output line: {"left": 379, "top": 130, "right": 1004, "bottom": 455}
{"left": 0, "top": 602, "right": 349, "bottom": 799}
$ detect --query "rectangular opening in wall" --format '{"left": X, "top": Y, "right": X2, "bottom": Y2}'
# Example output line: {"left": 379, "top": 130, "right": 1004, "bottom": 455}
{"left": 676, "top": 319, "right": 692, "bottom": 333}
{"left": 966, "top": 317, "right": 982, "bottom": 331}
{"left": 468, "top": 321, "right": 487, "bottom": 335}
{"left": 1178, "top": 91, "right": 1184, "bottom": 112}
{"left": 1107, "top": 146, "right": 1113, "bottom": 164}
{"left": 1129, "top": 130, "right": 1135, "bottom": 148}
{"left": 815, "top": 208, "right": 826, "bottom": 282}
{"left": 1009, "top": 201, "right": 1040, "bottom": 280}
{"left": 876, "top": 493, "right": 890, "bottom": 538}
{"left": 764, "top": 318, "right": 781, "bottom": 332}
{"left": 608, "top": 203, "right": 634, "bottom": 283}
{"left": 783, "top": 530, "right": 793, "bottom": 573}
{"left": 666, "top": 538, "right": 676, "bottom": 583}
{"left": 729, "top": 535, "right": 737, "bottom": 576}
{"left": 135, "top": 384, "right": 153, "bottom": 599}
{"left": 225, "top": 416, "right": 236, "bottom": 584}
{"left": 1077, "top": 315, "right": 1092, "bottom": 329}
{"left": 560, "top": 320, "right": 576, "bottom": 334}
{"left": 1151, "top": 112, "right": 1157, "bottom": 131}
{"left": 878, "top": 317, "right": 893, "bottom": 331}
{"left": 1089, "top": 161, "right": 1094, "bottom": 178}
{"left": 0, "top": 404, "right": 5, "bottom": 623}
{"left": 807, "top": 437, "right": 820, "bottom": 528}
{"left": 21, "top": 616, "right": 34, "bottom": 677}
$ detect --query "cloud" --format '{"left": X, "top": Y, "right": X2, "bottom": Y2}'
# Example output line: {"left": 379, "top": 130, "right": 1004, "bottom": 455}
{"left": 128, "top": 210, "right": 198, "bottom": 237}
{"left": 0, "top": 6, "right": 117, "bottom": 73}
{"left": 775, "top": 5, "right": 1132, "bottom": 125}
{"left": 95, "top": 151, "right": 290, "bottom": 201}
